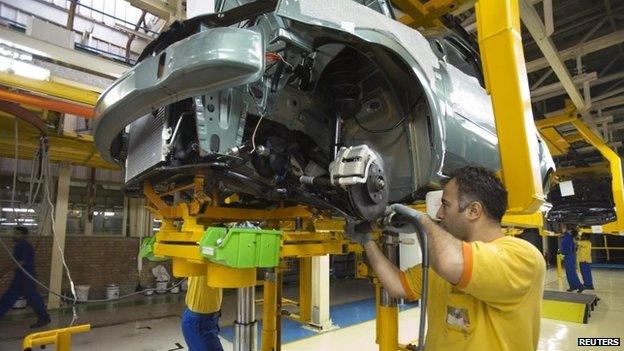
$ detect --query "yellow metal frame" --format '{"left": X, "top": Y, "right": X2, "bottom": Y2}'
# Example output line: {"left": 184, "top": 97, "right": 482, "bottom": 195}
{"left": 536, "top": 109, "right": 624, "bottom": 234}
{"left": 393, "top": 0, "right": 471, "bottom": 28}
{"left": 298, "top": 257, "right": 312, "bottom": 323}
{"left": 0, "top": 114, "right": 116, "bottom": 169}
{"left": 0, "top": 71, "right": 99, "bottom": 106}
{"left": 142, "top": 177, "right": 367, "bottom": 350}
{"left": 22, "top": 324, "right": 90, "bottom": 351}
{"left": 261, "top": 269, "right": 278, "bottom": 351}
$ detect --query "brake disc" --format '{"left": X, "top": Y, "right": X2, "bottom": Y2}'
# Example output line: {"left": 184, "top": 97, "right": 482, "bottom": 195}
{"left": 347, "top": 161, "right": 389, "bottom": 221}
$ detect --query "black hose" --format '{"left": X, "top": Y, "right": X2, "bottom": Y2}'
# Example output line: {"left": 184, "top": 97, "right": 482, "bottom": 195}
{"left": 392, "top": 214, "right": 428, "bottom": 351}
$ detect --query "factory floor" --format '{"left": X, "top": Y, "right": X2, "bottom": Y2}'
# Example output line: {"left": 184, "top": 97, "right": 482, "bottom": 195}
{"left": 1, "top": 268, "right": 623, "bottom": 350}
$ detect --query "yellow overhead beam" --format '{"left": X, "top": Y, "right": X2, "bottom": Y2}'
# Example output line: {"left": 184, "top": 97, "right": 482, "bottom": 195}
{"left": 535, "top": 114, "right": 577, "bottom": 129}
{"left": 539, "top": 127, "right": 570, "bottom": 156}
{"left": 0, "top": 71, "right": 99, "bottom": 106}
{"left": 536, "top": 107, "right": 589, "bottom": 154}
{"left": 395, "top": 0, "right": 473, "bottom": 27}
{"left": 394, "top": 0, "right": 444, "bottom": 27}
{"left": 563, "top": 133, "right": 584, "bottom": 144}
{"left": 0, "top": 115, "right": 117, "bottom": 169}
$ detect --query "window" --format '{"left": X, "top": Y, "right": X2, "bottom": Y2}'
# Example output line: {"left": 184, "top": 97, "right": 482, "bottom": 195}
{"left": 442, "top": 37, "right": 484, "bottom": 86}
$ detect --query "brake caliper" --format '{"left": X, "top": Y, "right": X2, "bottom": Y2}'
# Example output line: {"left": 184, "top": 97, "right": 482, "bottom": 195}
{"left": 329, "top": 145, "right": 389, "bottom": 221}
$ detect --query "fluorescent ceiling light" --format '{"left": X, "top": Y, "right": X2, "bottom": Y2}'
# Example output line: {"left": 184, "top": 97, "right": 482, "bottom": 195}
{"left": 0, "top": 38, "right": 47, "bottom": 58}
{"left": 0, "top": 55, "right": 50, "bottom": 81}
{"left": 2, "top": 208, "right": 35, "bottom": 213}
{"left": 104, "top": 212, "right": 115, "bottom": 216}
{"left": 0, "top": 45, "right": 32, "bottom": 61}
{"left": 1, "top": 222, "right": 17, "bottom": 225}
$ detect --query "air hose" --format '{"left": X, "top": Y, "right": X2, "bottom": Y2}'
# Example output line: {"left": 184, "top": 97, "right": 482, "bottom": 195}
{"left": 386, "top": 204, "right": 429, "bottom": 351}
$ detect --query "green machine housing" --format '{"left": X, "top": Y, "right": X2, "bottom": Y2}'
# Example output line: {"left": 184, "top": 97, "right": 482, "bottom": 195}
{"left": 199, "top": 227, "right": 282, "bottom": 268}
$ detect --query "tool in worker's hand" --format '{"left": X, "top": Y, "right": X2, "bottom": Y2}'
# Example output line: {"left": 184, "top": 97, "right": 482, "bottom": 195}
{"left": 344, "top": 219, "right": 373, "bottom": 245}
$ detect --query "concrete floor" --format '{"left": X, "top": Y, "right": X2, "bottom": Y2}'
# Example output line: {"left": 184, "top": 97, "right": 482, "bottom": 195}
{"left": 1, "top": 268, "right": 623, "bottom": 350}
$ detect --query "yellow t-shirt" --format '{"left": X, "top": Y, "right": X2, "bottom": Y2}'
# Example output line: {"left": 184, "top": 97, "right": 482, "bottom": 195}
{"left": 185, "top": 276, "right": 223, "bottom": 314}
{"left": 577, "top": 240, "right": 592, "bottom": 263}
{"left": 400, "top": 236, "right": 545, "bottom": 351}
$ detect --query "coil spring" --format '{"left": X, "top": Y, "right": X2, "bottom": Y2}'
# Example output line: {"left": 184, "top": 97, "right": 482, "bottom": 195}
{"left": 326, "top": 49, "right": 362, "bottom": 118}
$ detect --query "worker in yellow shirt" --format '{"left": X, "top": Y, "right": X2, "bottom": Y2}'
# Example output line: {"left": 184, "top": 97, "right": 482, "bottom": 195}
{"left": 576, "top": 233, "right": 594, "bottom": 290}
{"left": 182, "top": 275, "right": 224, "bottom": 351}
{"left": 346, "top": 165, "right": 545, "bottom": 350}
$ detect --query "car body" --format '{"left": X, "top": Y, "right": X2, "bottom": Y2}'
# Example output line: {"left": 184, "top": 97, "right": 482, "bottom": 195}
{"left": 93, "top": 0, "right": 555, "bottom": 220}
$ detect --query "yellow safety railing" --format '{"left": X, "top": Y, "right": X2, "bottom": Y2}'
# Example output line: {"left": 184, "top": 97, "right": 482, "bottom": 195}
{"left": 22, "top": 324, "right": 91, "bottom": 351}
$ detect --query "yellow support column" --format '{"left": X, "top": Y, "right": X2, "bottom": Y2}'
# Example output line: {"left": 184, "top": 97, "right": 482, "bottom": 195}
{"left": 378, "top": 306, "right": 399, "bottom": 351}
{"left": 299, "top": 257, "right": 312, "bottom": 322}
{"left": 475, "top": 0, "right": 545, "bottom": 214}
{"left": 556, "top": 253, "right": 563, "bottom": 280}
{"left": 262, "top": 269, "right": 278, "bottom": 351}
{"left": 375, "top": 283, "right": 380, "bottom": 344}
{"left": 375, "top": 281, "right": 399, "bottom": 351}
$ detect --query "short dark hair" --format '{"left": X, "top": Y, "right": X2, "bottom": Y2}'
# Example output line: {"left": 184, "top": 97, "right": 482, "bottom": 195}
{"left": 14, "top": 226, "right": 29, "bottom": 235}
{"left": 445, "top": 165, "right": 508, "bottom": 222}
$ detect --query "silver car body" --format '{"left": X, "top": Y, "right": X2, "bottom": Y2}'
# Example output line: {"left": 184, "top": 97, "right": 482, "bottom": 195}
{"left": 93, "top": 0, "right": 554, "bottom": 213}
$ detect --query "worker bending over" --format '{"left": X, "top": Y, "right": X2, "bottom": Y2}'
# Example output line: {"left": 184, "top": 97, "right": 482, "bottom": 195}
{"left": 346, "top": 166, "right": 545, "bottom": 350}
{"left": 576, "top": 233, "right": 594, "bottom": 290}
{"left": 182, "top": 276, "right": 224, "bottom": 351}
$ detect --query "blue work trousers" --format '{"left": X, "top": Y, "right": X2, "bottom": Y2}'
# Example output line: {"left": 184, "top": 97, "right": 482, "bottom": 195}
{"left": 181, "top": 308, "right": 223, "bottom": 351}
{"left": 580, "top": 262, "right": 593, "bottom": 287}
{"left": 0, "top": 273, "right": 49, "bottom": 320}
{"left": 563, "top": 255, "right": 583, "bottom": 290}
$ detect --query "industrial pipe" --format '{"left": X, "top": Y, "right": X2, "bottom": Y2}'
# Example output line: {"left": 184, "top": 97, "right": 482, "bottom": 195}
{"left": 234, "top": 286, "right": 257, "bottom": 351}
{"left": 0, "top": 88, "right": 94, "bottom": 118}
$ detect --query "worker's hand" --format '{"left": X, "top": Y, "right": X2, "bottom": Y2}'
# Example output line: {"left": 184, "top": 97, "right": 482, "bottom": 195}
{"left": 344, "top": 219, "right": 373, "bottom": 245}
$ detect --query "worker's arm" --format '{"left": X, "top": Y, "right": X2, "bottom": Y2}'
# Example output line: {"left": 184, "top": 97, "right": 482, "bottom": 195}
{"left": 417, "top": 215, "right": 464, "bottom": 285}
{"left": 362, "top": 240, "right": 407, "bottom": 298}
{"left": 388, "top": 204, "right": 464, "bottom": 285}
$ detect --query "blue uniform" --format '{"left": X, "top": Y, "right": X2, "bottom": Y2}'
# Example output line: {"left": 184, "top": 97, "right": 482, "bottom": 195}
{"left": 181, "top": 309, "right": 223, "bottom": 351}
{"left": 561, "top": 232, "right": 583, "bottom": 290}
{"left": 0, "top": 240, "right": 49, "bottom": 321}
